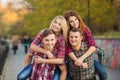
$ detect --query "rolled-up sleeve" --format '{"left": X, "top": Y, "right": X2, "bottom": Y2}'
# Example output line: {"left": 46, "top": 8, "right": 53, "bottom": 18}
{"left": 56, "top": 36, "right": 65, "bottom": 59}
{"left": 31, "top": 32, "right": 43, "bottom": 45}
{"left": 65, "top": 45, "right": 73, "bottom": 55}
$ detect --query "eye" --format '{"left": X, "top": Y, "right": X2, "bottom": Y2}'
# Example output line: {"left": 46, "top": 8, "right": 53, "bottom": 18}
{"left": 45, "top": 39, "right": 49, "bottom": 41}
{"left": 54, "top": 21, "right": 57, "bottom": 23}
{"left": 58, "top": 23, "right": 61, "bottom": 26}
{"left": 70, "top": 20, "right": 73, "bottom": 23}
{"left": 69, "top": 36, "right": 73, "bottom": 38}
{"left": 51, "top": 39, "right": 54, "bottom": 41}
{"left": 75, "top": 18, "right": 78, "bottom": 21}
{"left": 75, "top": 36, "right": 78, "bottom": 38}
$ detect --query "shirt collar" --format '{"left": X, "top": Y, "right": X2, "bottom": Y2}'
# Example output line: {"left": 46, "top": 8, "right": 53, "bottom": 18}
{"left": 73, "top": 42, "right": 85, "bottom": 51}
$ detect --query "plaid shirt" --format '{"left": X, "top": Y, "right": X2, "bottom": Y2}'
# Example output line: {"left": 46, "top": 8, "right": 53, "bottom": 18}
{"left": 31, "top": 43, "right": 65, "bottom": 80}
{"left": 67, "top": 42, "right": 95, "bottom": 80}
{"left": 31, "top": 30, "right": 65, "bottom": 58}
{"left": 30, "top": 31, "right": 65, "bottom": 80}
{"left": 94, "top": 48, "right": 106, "bottom": 65}
{"left": 83, "top": 27, "right": 97, "bottom": 48}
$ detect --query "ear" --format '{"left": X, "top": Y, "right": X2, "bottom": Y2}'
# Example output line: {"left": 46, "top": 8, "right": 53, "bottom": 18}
{"left": 55, "top": 37, "right": 57, "bottom": 43}
{"left": 80, "top": 36, "right": 83, "bottom": 41}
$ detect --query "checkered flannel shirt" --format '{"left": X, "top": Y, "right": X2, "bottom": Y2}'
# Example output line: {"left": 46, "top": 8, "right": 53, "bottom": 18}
{"left": 67, "top": 42, "right": 95, "bottom": 80}
{"left": 94, "top": 47, "right": 106, "bottom": 65}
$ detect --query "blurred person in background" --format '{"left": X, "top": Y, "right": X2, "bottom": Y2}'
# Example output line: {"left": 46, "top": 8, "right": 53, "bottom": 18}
{"left": 21, "top": 34, "right": 30, "bottom": 54}
{"left": 11, "top": 35, "right": 19, "bottom": 54}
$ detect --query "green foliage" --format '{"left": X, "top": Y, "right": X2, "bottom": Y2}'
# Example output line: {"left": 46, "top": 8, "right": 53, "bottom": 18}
{"left": 14, "top": 0, "right": 118, "bottom": 37}
{"left": 90, "top": 0, "right": 117, "bottom": 34}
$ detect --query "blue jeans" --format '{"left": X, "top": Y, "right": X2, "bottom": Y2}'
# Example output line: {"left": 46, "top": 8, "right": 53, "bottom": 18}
{"left": 17, "top": 64, "right": 32, "bottom": 80}
{"left": 94, "top": 60, "right": 107, "bottom": 80}
{"left": 52, "top": 67, "right": 60, "bottom": 80}
{"left": 52, "top": 66, "right": 70, "bottom": 80}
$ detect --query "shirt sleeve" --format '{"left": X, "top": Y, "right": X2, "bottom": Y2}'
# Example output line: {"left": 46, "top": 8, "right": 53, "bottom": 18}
{"left": 31, "top": 31, "right": 43, "bottom": 45}
{"left": 84, "top": 28, "right": 97, "bottom": 48}
{"left": 29, "top": 49, "right": 35, "bottom": 55}
{"left": 96, "top": 48, "right": 105, "bottom": 65}
{"left": 56, "top": 36, "right": 66, "bottom": 59}
{"left": 65, "top": 45, "right": 73, "bottom": 55}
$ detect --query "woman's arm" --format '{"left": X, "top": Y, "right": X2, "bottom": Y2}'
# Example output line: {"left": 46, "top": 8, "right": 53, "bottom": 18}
{"left": 35, "top": 56, "right": 64, "bottom": 64}
{"left": 68, "top": 52, "right": 77, "bottom": 61}
{"left": 76, "top": 46, "right": 96, "bottom": 62}
{"left": 76, "top": 28, "right": 97, "bottom": 63}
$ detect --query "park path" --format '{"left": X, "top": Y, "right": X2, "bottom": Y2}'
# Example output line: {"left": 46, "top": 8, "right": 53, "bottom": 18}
{"left": 1, "top": 43, "right": 26, "bottom": 80}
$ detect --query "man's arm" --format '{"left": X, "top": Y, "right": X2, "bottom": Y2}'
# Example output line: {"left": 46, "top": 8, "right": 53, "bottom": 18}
{"left": 24, "top": 52, "right": 33, "bottom": 67}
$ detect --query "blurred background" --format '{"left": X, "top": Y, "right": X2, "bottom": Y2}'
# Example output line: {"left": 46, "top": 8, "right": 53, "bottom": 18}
{"left": 0, "top": 0, "right": 120, "bottom": 80}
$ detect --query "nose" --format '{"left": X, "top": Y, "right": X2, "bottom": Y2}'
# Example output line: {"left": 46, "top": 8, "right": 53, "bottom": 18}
{"left": 71, "top": 37, "right": 75, "bottom": 41}
{"left": 48, "top": 41, "right": 52, "bottom": 45}
{"left": 73, "top": 21, "right": 76, "bottom": 25}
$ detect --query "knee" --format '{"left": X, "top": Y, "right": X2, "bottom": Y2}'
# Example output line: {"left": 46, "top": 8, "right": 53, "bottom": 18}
{"left": 96, "top": 70, "right": 107, "bottom": 80}
{"left": 100, "top": 71, "right": 107, "bottom": 79}
{"left": 17, "top": 73, "right": 26, "bottom": 80}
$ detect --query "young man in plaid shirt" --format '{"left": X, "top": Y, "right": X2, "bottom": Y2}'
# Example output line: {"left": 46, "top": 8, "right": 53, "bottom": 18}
{"left": 24, "top": 29, "right": 65, "bottom": 80}
{"left": 66, "top": 28, "right": 95, "bottom": 80}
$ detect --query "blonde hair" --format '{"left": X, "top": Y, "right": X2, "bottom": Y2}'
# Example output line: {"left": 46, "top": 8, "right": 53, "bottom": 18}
{"left": 50, "top": 15, "right": 69, "bottom": 43}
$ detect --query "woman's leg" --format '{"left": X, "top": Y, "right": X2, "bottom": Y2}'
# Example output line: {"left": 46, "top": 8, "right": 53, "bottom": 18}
{"left": 17, "top": 64, "right": 32, "bottom": 80}
{"left": 94, "top": 60, "right": 107, "bottom": 80}
{"left": 59, "top": 65, "right": 67, "bottom": 80}
{"left": 52, "top": 66, "right": 60, "bottom": 80}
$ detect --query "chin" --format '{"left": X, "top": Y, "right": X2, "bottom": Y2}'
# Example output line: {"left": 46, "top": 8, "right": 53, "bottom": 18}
{"left": 71, "top": 44, "right": 76, "bottom": 46}
{"left": 47, "top": 47, "right": 53, "bottom": 50}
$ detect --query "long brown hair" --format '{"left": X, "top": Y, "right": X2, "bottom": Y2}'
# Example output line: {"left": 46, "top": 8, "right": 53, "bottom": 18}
{"left": 64, "top": 10, "right": 90, "bottom": 39}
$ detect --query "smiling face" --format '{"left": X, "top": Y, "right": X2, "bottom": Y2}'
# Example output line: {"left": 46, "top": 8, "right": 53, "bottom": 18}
{"left": 68, "top": 16, "right": 79, "bottom": 28}
{"left": 42, "top": 34, "right": 56, "bottom": 51}
{"left": 69, "top": 30, "right": 83, "bottom": 48}
{"left": 51, "top": 18, "right": 62, "bottom": 33}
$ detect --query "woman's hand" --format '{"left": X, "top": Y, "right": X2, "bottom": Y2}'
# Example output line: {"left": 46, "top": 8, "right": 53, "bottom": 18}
{"left": 35, "top": 56, "right": 44, "bottom": 64}
{"left": 74, "top": 58, "right": 88, "bottom": 69}
{"left": 74, "top": 58, "right": 84, "bottom": 66}
{"left": 46, "top": 51, "right": 55, "bottom": 59}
